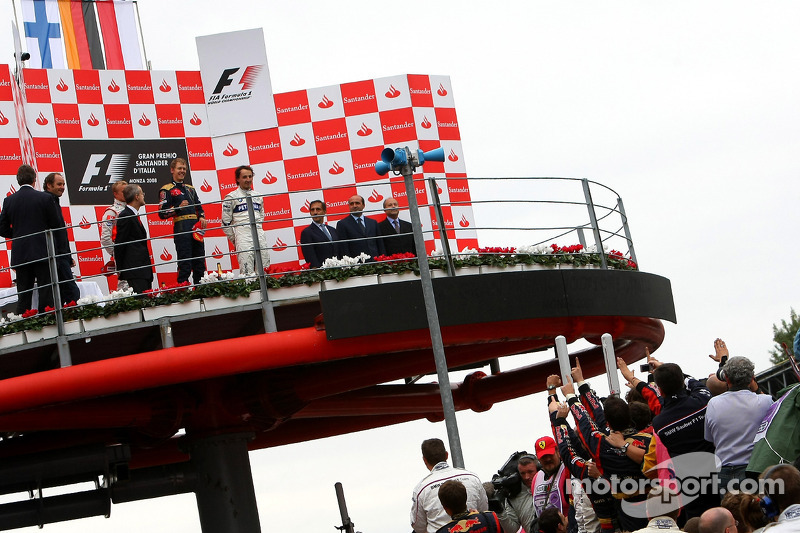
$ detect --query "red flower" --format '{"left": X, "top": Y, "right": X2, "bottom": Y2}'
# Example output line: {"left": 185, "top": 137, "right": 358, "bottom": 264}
{"left": 375, "top": 252, "right": 416, "bottom": 264}
{"left": 44, "top": 306, "right": 55, "bottom": 313}
{"left": 64, "top": 301, "right": 77, "bottom": 308}
{"left": 21, "top": 309, "right": 37, "bottom": 318}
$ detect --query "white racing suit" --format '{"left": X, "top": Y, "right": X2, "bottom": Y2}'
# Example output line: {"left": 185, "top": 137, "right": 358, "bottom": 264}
{"left": 221, "top": 187, "right": 270, "bottom": 276}
{"left": 101, "top": 199, "right": 127, "bottom": 259}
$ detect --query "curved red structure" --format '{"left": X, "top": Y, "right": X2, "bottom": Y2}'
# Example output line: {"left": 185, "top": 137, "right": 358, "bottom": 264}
{"left": 0, "top": 268, "right": 675, "bottom": 530}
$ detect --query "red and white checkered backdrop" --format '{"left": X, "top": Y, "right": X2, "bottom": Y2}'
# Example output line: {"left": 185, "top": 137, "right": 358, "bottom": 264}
{"left": 0, "top": 64, "right": 478, "bottom": 292}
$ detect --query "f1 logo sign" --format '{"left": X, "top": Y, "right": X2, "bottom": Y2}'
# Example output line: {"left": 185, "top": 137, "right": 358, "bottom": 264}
{"left": 212, "top": 68, "right": 240, "bottom": 94}
{"left": 81, "top": 154, "right": 131, "bottom": 185}
{"left": 212, "top": 65, "right": 263, "bottom": 94}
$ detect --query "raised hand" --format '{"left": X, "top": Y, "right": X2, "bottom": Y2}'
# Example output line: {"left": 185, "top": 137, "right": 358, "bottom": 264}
{"left": 571, "top": 357, "right": 584, "bottom": 383}
{"left": 709, "top": 338, "right": 728, "bottom": 363}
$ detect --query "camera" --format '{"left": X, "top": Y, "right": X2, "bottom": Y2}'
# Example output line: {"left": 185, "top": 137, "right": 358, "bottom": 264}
{"left": 487, "top": 451, "right": 530, "bottom": 512}
{"left": 639, "top": 363, "right": 653, "bottom": 373}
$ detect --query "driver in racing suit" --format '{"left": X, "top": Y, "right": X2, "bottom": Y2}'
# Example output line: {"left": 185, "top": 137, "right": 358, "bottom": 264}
{"left": 221, "top": 165, "right": 270, "bottom": 276}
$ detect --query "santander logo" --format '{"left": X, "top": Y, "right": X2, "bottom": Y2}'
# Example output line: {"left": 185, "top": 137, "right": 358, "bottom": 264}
{"left": 0, "top": 111, "right": 8, "bottom": 126}
{"left": 87, "top": 113, "right": 100, "bottom": 127}
{"left": 200, "top": 180, "right": 213, "bottom": 193}
{"left": 459, "top": 214, "right": 470, "bottom": 228}
{"left": 189, "top": 113, "right": 202, "bottom": 126}
{"left": 36, "top": 112, "right": 48, "bottom": 126}
{"left": 289, "top": 133, "right": 305, "bottom": 147}
{"left": 448, "top": 149, "right": 459, "bottom": 162}
{"left": 385, "top": 85, "right": 401, "bottom": 98}
{"left": 329, "top": 161, "right": 344, "bottom": 175}
{"left": 79, "top": 216, "right": 91, "bottom": 230}
{"left": 56, "top": 79, "right": 69, "bottom": 92}
{"left": 138, "top": 114, "right": 151, "bottom": 126}
{"left": 108, "top": 79, "right": 121, "bottom": 92}
{"left": 262, "top": 171, "right": 278, "bottom": 185}
{"left": 421, "top": 116, "right": 432, "bottom": 129}
{"left": 159, "top": 79, "right": 171, "bottom": 92}
{"left": 318, "top": 95, "right": 334, "bottom": 109}
{"left": 357, "top": 123, "right": 372, "bottom": 136}
{"left": 222, "top": 143, "right": 239, "bottom": 156}
{"left": 368, "top": 190, "right": 383, "bottom": 203}
{"left": 212, "top": 245, "right": 223, "bottom": 259}
{"left": 272, "top": 238, "right": 288, "bottom": 252}
{"left": 160, "top": 249, "right": 173, "bottom": 261}
{"left": 437, "top": 83, "right": 448, "bottom": 96}
{"left": 300, "top": 199, "right": 311, "bottom": 213}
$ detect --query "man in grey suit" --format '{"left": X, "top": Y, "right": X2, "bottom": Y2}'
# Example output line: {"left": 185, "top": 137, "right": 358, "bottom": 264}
{"left": 335, "top": 195, "right": 385, "bottom": 259}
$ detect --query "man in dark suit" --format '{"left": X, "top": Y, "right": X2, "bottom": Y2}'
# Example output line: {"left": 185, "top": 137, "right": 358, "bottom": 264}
{"left": 336, "top": 194, "right": 385, "bottom": 259}
{"left": 0, "top": 164, "right": 62, "bottom": 314}
{"left": 114, "top": 184, "right": 153, "bottom": 294}
{"left": 300, "top": 200, "right": 341, "bottom": 268}
{"left": 378, "top": 196, "right": 416, "bottom": 256}
{"left": 43, "top": 172, "right": 81, "bottom": 305}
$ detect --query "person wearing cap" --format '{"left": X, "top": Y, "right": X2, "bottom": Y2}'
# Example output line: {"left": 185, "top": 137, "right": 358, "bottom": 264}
{"left": 532, "top": 435, "right": 570, "bottom": 520}
{"left": 411, "top": 438, "right": 488, "bottom": 533}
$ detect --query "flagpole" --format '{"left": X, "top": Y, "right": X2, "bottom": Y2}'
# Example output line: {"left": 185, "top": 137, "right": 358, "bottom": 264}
{"left": 10, "top": 0, "right": 24, "bottom": 77}
{"left": 132, "top": 0, "right": 149, "bottom": 69}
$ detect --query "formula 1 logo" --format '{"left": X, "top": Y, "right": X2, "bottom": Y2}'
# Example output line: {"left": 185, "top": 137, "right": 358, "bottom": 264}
{"left": 208, "top": 65, "right": 263, "bottom": 105}
{"left": 80, "top": 154, "right": 131, "bottom": 189}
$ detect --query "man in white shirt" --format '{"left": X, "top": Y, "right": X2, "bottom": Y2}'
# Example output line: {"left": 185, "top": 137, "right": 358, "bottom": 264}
{"left": 411, "top": 438, "right": 488, "bottom": 533}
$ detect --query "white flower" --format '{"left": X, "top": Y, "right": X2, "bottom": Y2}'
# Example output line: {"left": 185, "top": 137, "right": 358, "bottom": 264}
{"left": 322, "top": 257, "right": 345, "bottom": 268}
{"left": 585, "top": 244, "right": 608, "bottom": 254}
{"left": 5, "top": 313, "right": 20, "bottom": 322}
{"left": 458, "top": 247, "right": 479, "bottom": 256}
{"left": 104, "top": 287, "right": 134, "bottom": 301}
{"left": 77, "top": 294, "right": 103, "bottom": 305}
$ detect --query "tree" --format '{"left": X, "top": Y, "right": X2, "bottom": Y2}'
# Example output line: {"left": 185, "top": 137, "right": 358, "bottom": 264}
{"left": 769, "top": 308, "right": 800, "bottom": 365}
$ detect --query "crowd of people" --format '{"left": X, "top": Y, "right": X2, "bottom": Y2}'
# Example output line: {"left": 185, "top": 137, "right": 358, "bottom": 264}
{"left": 412, "top": 339, "right": 800, "bottom": 533}
{"left": 0, "top": 161, "right": 418, "bottom": 313}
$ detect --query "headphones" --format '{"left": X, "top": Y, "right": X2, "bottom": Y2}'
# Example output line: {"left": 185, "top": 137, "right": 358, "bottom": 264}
{"left": 760, "top": 464, "right": 784, "bottom": 519}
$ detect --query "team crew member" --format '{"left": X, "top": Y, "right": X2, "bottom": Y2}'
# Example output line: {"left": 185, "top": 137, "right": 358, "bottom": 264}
{"left": 411, "top": 438, "right": 488, "bottom": 533}
{"left": 158, "top": 158, "right": 207, "bottom": 284}
{"left": 221, "top": 165, "right": 270, "bottom": 276}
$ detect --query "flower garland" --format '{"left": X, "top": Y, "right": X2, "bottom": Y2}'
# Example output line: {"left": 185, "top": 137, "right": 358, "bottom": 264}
{"left": 0, "top": 243, "right": 637, "bottom": 337}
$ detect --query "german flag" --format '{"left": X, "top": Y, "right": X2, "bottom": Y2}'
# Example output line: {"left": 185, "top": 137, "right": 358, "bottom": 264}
{"left": 22, "top": 0, "right": 144, "bottom": 70}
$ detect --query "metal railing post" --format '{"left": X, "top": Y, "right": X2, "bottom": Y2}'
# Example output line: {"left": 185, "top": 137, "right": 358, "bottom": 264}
{"left": 427, "top": 177, "right": 455, "bottom": 277}
{"left": 402, "top": 163, "right": 464, "bottom": 468}
{"left": 45, "top": 230, "right": 71, "bottom": 367}
{"left": 601, "top": 333, "right": 621, "bottom": 397}
{"left": 577, "top": 228, "right": 587, "bottom": 249}
{"left": 617, "top": 198, "right": 638, "bottom": 266}
{"left": 581, "top": 179, "right": 608, "bottom": 269}
{"left": 245, "top": 194, "right": 277, "bottom": 334}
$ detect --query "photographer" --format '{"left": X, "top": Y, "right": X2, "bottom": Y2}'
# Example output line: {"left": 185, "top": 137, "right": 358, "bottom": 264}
{"left": 493, "top": 453, "right": 539, "bottom": 533}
